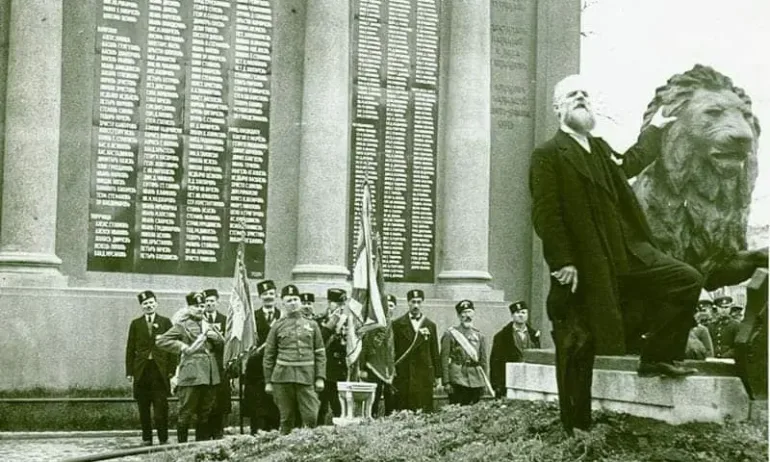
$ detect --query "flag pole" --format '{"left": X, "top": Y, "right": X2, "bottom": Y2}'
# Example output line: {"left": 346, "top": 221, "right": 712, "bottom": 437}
{"left": 236, "top": 219, "right": 247, "bottom": 435}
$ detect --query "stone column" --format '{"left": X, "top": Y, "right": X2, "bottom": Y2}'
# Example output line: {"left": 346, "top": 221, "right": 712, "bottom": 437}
{"left": 436, "top": 0, "right": 496, "bottom": 300}
{"left": 291, "top": 0, "right": 351, "bottom": 289}
{"left": 0, "top": 0, "right": 66, "bottom": 287}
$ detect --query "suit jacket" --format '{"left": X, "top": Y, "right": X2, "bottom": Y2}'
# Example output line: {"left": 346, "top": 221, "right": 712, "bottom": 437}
{"left": 245, "top": 306, "right": 281, "bottom": 384}
{"left": 156, "top": 315, "right": 223, "bottom": 387}
{"left": 125, "top": 314, "right": 175, "bottom": 397}
{"left": 392, "top": 314, "right": 441, "bottom": 411}
{"left": 529, "top": 127, "right": 662, "bottom": 355}
{"left": 489, "top": 322, "right": 541, "bottom": 395}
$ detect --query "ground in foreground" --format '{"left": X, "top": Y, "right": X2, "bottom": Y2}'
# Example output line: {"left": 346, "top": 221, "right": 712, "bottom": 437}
{"left": 145, "top": 400, "right": 768, "bottom": 462}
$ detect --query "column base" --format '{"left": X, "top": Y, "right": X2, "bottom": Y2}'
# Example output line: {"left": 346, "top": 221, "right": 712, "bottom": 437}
{"left": 435, "top": 270, "right": 503, "bottom": 301}
{"left": 290, "top": 264, "right": 350, "bottom": 295}
{"left": 0, "top": 251, "right": 68, "bottom": 287}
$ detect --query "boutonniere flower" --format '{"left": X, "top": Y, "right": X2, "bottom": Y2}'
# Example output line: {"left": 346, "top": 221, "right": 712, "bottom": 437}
{"left": 419, "top": 327, "right": 430, "bottom": 339}
{"left": 153, "top": 323, "right": 159, "bottom": 329}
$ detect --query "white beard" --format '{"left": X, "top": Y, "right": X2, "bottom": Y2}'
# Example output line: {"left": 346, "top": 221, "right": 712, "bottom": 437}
{"left": 564, "top": 107, "right": 596, "bottom": 134}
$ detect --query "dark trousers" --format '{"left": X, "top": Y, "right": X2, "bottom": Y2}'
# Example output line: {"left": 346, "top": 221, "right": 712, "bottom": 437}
{"left": 622, "top": 242, "right": 703, "bottom": 363}
{"left": 205, "top": 379, "right": 231, "bottom": 438}
{"left": 244, "top": 380, "right": 280, "bottom": 434}
{"left": 370, "top": 379, "right": 396, "bottom": 417}
{"left": 552, "top": 309, "right": 594, "bottom": 434}
{"left": 135, "top": 361, "right": 169, "bottom": 443}
{"left": 176, "top": 385, "right": 215, "bottom": 442}
{"left": 317, "top": 380, "right": 340, "bottom": 424}
{"left": 448, "top": 384, "right": 483, "bottom": 406}
{"left": 272, "top": 383, "right": 320, "bottom": 434}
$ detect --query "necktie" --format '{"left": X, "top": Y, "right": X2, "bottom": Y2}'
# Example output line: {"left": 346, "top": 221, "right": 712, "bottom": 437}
{"left": 411, "top": 314, "right": 421, "bottom": 321}
{"left": 146, "top": 316, "right": 153, "bottom": 335}
{"left": 209, "top": 314, "right": 215, "bottom": 323}
{"left": 266, "top": 311, "right": 272, "bottom": 323}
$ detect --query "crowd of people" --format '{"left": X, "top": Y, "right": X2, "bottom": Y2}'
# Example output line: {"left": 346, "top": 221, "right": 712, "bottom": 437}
{"left": 124, "top": 282, "right": 543, "bottom": 444}
{"left": 685, "top": 294, "right": 744, "bottom": 360}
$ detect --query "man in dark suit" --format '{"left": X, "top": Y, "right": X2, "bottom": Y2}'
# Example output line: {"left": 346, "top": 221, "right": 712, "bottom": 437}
{"left": 202, "top": 288, "right": 230, "bottom": 439}
{"left": 243, "top": 279, "right": 281, "bottom": 434}
{"left": 125, "top": 290, "right": 175, "bottom": 446}
{"left": 489, "top": 301, "right": 541, "bottom": 398}
{"left": 316, "top": 288, "right": 348, "bottom": 424}
{"left": 529, "top": 75, "right": 702, "bottom": 435}
{"left": 392, "top": 289, "right": 441, "bottom": 412}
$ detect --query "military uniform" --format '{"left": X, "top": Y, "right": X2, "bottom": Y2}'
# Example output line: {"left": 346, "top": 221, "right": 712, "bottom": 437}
{"left": 708, "top": 314, "right": 740, "bottom": 358}
{"left": 440, "top": 300, "right": 489, "bottom": 405}
{"left": 156, "top": 292, "right": 223, "bottom": 443}
{"left": 201, "top": 288, "right": 230, "bottom": 440}
{"left": 263, "top": 285, "right": 327, "bottom": 434}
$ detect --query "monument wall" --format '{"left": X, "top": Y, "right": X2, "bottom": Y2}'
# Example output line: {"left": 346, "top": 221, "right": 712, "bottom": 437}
{"left": 0, "top": 0, "right": 581, "bottom": 388}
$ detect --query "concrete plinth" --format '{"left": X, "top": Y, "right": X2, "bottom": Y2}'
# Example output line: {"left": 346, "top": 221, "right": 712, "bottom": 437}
{"left": 506, "top": 354, "right": 751, "bottom": 425}
{"left": 332, "top": 381, "right": 378, "bottom": 425}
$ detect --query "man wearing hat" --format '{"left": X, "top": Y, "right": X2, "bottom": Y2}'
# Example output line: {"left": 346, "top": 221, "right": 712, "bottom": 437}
{"left": 708, "top": 295, "right": 740, "bottom": 358}
{"left": 440, "top": 300, "right": 491, "bottom": 405}
{"left": 202, "top": 289, "right": 230, "bottom": 439}
{"left": 125, "top": 290, "right": 175, "bottom": 446}
{"left": 300, "top": 293, "right": 316, "bottom": 320}
{"left": 263, "top": 284, "right": 327, "bottom": 434}
{"left": 157, "top": 292, "right": 224, "bottom": 442}
{"left": 392, "top": 289, "right": 441, "bottom": 412}
{"left": 316, "top": 288, "right": 349, "bottom": 424}
{"left": 489, "top": 301, "right": 541, "bottom": 398}
{"left": 243, "top": 279, "right": 282, "bottom": 433}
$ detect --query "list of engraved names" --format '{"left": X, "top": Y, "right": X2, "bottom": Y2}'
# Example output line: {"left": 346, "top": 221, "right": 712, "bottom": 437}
{"left": 89, "top": 0, "right": 273, "bottom": 277}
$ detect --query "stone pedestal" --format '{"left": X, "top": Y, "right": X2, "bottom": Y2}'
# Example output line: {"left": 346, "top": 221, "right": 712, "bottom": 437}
{"left": 507, "top": 351, "right": 751, "bottom": 424}
{"left": 436, "top": 0, "right": 495, "bottom": 300}
{"left": 333, "top": 381, "right": 378, "bottom": 425}
{"left": 0, "top": 0, "right": 66, "bottom": 287}
{"left": 291, "top": 0, "right": 351, "bottom": 289}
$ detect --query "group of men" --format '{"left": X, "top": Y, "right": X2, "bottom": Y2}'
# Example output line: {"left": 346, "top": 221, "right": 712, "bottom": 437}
{"left": 125, "top": 289, "right": 231, "bottom": 445}
{"left": 126, "top": 278, "right": 547, "bottom": 442}
{"left": 687, "top": 295, "right": 743, "bottom": 359}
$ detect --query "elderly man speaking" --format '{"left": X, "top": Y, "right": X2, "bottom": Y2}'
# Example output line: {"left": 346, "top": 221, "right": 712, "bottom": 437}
{"left": 529, "top": 75, "right": 703, "bottom": 435}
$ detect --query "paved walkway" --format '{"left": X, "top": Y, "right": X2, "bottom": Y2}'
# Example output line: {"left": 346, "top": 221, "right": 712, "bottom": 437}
{"left": 0, "top": 436, "right": 157, "bottom": 461}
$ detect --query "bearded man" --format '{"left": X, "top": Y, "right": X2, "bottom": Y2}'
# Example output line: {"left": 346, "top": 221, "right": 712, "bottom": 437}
{"left": 440, "top": 300, "right": 490, "bottom": 405}
{"left": 529, "top": 75, "right": 703, "bottom": 435}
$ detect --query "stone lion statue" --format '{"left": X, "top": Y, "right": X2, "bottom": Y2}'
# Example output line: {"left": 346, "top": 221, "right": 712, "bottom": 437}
{"left": 633, "top": 64, "right": 768, "bottom": 290}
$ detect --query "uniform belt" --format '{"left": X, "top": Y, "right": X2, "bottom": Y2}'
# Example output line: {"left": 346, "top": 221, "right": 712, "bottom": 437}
{"left": 276, "top": 359, "right": 314, "bottom": 367}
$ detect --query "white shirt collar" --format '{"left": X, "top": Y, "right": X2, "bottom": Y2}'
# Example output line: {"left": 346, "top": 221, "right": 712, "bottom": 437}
{"left": 560, "top": 123, "right": 592, "bottom": 153}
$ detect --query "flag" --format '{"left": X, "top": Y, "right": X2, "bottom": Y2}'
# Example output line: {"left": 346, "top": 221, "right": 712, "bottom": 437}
{"left": 224, "top": 240, "right": 257, "bottom": 374}
{"left": 346, "top": 181, "right": 394, "bottom": 383}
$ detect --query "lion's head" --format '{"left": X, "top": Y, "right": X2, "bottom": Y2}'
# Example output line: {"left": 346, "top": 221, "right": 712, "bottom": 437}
{"left": 633, "top": 65, "right": 761, "bottom": 276}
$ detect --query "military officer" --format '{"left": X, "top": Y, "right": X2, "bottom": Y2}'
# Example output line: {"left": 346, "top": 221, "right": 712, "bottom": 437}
{"left": 489, "top": 301, "right": 541, "bottom": 398}
{"left": 316, "top": 288, "right": 349, "bottom": 424}
{"left": 440, "top": 300, "right": 490, "bottom": 405}
{"left": 156, "top": 292, "right": 224, "bottom": 442}
{"left": 708, "top": 296, "right": 740, "bottom": 358}
{"left": 202, "top": 288, "right": 230, "bottom": 439}
{"left": 263, "top": 284, "right": 327, "bottom": 434}
{"left": 300, "top": 292, "right": 316, "bottom": 320}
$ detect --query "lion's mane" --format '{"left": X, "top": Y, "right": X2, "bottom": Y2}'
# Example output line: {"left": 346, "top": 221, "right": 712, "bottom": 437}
{"left": 632, "top": 65, "right": 761, "bottom": 276}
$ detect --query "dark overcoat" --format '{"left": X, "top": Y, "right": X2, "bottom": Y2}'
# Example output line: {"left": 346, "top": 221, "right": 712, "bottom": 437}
{"left": 392, "top": 314, "right": 441, "bottom": 412}
{"left": 529, "top": 127, "right": 662, "bottom": 355}
{"left": 489, "top": 322, "right": 541, "bottom": 396}
{"left": 243, "top": 307, "right": 281, "bottom": 418}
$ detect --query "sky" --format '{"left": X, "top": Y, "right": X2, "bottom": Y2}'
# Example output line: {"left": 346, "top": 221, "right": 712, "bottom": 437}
{"left": 580, "top": 0, "right": 769, "bottom": 227}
